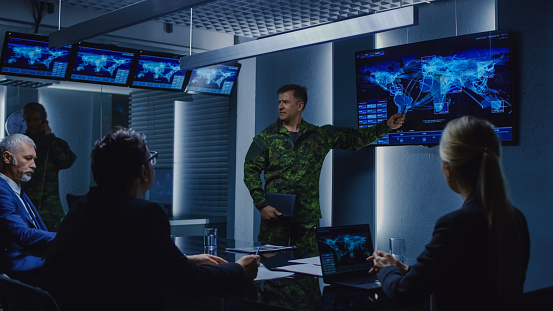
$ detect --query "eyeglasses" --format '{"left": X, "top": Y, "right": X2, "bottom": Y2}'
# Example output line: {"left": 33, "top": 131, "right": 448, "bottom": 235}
{"left": 146, "top": 151, "right": 158, "bottom": 165}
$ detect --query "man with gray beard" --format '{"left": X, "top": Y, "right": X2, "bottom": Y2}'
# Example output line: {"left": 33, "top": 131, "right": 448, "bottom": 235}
{"left": 0, "top": 134, "right": 55, "bottom": 285}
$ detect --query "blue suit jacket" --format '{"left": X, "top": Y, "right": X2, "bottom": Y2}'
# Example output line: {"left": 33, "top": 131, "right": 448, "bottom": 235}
{"left": 0, "top": 177, "right": 55, "bottom": 275}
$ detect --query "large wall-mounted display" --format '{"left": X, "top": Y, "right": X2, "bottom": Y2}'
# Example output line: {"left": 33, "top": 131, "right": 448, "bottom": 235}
{"left": 131, "top": 51, "right": 188, "bottom": 91}
{"left": 355, "top": 29, "right": 515, "bottom": 146}
{"left": 184, "top": 63, "right": 240, "bottom": 96}
{"left": 0, "top": 32, "right": 72, "bottom": 80}
{"left": 68, "top": 42, "right": 137, "bottom": 86}
{"left": 0, "top": 31, "right": 241, "bottom": 95}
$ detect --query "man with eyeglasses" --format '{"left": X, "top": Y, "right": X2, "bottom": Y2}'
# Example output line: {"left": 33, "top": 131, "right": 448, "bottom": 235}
{"left": 40, "top": 127, "right": 259, "bottom": 311}
{"left": 0, "top": 134, "right": 56, "bottom": 286}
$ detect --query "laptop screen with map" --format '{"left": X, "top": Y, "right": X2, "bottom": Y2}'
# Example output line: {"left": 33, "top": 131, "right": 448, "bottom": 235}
{"left": 316, "top": 224, "right": 381, "bottom": 290}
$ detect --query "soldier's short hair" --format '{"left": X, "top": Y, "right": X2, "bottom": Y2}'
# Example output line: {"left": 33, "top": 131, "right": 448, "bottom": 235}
{"left": 91, "top": 127, "right": 148, "bottom": 194}
{"left": 24, "top": 102, "right": 48, "bottom": 123}
{"left": 277, "top": 84, "right": 308, "bottom": 109}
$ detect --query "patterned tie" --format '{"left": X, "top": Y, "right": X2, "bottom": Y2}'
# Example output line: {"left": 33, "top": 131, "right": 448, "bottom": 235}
{"left": 20, "top": 191, "right": 39, "bottom": 229}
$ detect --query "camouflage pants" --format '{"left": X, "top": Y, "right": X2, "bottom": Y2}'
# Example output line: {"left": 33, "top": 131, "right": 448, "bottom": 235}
{"left": 258, "top": 218, "right": 319, "bottom": 258}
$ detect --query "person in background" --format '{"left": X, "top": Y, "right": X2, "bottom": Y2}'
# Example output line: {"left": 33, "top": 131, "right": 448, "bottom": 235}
{"left": 368, "top": 116, "right": 530, "bottom": 311}
{"left": 0, "top": 134, "right": 55, "bottom": 285}
{"left": 40, "top": 127, "right": 259, "bottom": 311}
{"left": 23, "top": 102, "right": 76, "bottom": 231}
{"left": 244, "top": 84, "right": 405, "bottom": 257}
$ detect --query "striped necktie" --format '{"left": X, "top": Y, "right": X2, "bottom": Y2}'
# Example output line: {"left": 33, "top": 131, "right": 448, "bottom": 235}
{"left": 20, "top": 191, "right": 39, "bottom": 229}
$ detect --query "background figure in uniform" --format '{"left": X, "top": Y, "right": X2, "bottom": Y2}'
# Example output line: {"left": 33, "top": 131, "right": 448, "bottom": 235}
{"left": 23, "top": 102, "right": 76, "bottom": 231}
{"left": 244, "top": 84, "right": 405, "bottom": 257}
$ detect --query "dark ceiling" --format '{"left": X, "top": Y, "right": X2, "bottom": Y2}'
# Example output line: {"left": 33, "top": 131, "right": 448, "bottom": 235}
{"left": 62, "top": 0, "right": 435, "bottom": 38}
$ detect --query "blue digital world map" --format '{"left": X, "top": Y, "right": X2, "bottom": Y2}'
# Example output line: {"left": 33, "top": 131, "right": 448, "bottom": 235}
{"left": 74, "top": 51, "right": 133, "bottom": 77}
{"left": 136, "top": 60, "right": 182, "bottom": 82}
{"left": 6, "top": 43, "right": 69, "bottom": 70}
{"left": 357, "top": 47, "right": 512, "bottom": 115}
{"left": 319, "top": 234, "right": 369, "bottom": 264}
{"left": 188, "top": 67, "right": 237, "bottom": 90}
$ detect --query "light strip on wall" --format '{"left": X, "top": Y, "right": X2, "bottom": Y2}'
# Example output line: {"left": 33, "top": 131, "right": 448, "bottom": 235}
{"left": 375, "top": 147, "right": 385, "bottom": 249}
{"left": 0, "top": 86, "right": 5, "bottom": 140}
{"left": 173, "top": 100, "right": 185, "bottom": 218}
{"left": 180, "top": 6, "right": 417, "bottom": 70}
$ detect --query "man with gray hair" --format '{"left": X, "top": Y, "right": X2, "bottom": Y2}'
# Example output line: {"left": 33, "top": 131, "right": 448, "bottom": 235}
{"left": 0, "top": 134, "right": 55, "bottom": 285}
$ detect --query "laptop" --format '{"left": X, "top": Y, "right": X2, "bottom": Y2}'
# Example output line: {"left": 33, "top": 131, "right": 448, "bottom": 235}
{"left": 316, "top": 224, "right": 381, "bottom": 290}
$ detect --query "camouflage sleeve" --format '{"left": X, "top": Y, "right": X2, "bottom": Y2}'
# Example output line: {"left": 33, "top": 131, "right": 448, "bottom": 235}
{"left": 324, "top": 120, "right": 391, "bottom": 151}
{"left": 243, "top": 136, "right": 269, "bottom": 210}
{"left": 46, "top": 134, "right": 77, "bottom": 170}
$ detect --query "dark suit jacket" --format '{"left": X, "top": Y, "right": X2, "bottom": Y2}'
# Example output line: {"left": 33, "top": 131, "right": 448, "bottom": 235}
{"left": 378, "top": 194, "right": 530, "bottom": 311}
{"left": 0, "top": 177, "right": 55, "bottom": 277}
{"left": 40, "top": 187, "right": 248, "bottom": 311}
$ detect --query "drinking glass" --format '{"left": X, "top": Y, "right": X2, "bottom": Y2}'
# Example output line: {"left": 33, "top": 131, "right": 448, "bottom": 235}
{"left": 203, "top": 228, "right": 217, "bottom": 255}
{"left": 389, "top": 237, "right": 406, "bottom": 262}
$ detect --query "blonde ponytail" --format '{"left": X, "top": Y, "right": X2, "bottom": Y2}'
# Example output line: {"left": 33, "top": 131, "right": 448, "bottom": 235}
{"left": 440, "top": 116, "right": 523, "bottom": 298}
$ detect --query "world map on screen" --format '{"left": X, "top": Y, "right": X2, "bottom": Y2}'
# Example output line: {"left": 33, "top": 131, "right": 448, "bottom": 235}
{"left": 358, "top": 47, "right": 511, "bottom": 114}
{"left": 7, "top": 43, "right": 69, "bottom": 69}
{"left": 320, "top": 234, "right": 368, "bottom": 263}
{"left": 75, "top": 52, "right": 132, "bottom": 76}
{"left": 136, "top": 61, "right": 181, "bottom": 82}
{"left": 189, "top": 67, "right": 236, "bottom": 88}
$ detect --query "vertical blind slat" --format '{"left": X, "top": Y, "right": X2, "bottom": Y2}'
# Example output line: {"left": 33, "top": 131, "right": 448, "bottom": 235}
{"left": 129, "top": 90, "right": 230, "bottom": 217}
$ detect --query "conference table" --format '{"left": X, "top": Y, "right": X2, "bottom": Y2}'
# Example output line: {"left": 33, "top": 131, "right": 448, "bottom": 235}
{"left": 169, "top": 236, "right": 430, "bottom": 311}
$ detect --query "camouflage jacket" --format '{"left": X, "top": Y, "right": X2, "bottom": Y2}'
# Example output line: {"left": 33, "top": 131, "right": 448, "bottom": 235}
{"left": 24, "top": 132, "right": 77, "bottom": 231}
{"left": 244, "top": 118, "right": 390, "bottom": 223}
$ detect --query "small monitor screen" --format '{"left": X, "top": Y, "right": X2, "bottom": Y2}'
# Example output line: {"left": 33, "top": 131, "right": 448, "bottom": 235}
{"left": 185, "top": 64, "right": 240, "bottom": 95}
{"left": 69, "top": 43, "right": 136, "bottom": 86}
{"left": 131, "top": 53, "right": 187, "bottom": 91}
{"left": 148, "top": 168, "right": 173, "bottom": 205}
{"left": 0, "top": 32, "right": 72, "bottom": 79}
{"left": 317, "top": 225, "right": 374, "bottom": 276}
{"left": 355, "top": 29, "right": 515, "bottom": 146}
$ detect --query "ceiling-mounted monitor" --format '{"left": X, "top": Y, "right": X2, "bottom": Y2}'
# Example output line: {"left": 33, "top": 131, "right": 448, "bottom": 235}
{"left": 184, "top": 63, "right": 240, "bottom": 96}
{"left": 355, "top": 29, "right": 515, "bottom": 146}
{"left": 0, "top": 31, "right": 72, "bottom": 80}
{"left": 130, "top": 51, "right": 188, "bottom": 91}
{"left": 68, "top": 42, "right": 137, "bottom": 86}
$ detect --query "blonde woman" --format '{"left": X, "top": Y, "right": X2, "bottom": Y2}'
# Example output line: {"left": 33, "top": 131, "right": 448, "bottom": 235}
{"left": 368, "top": 116, "right": 530, "bottom": 311}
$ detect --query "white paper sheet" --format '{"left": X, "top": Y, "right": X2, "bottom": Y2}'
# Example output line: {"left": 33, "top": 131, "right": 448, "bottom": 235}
{"left": 275, "top": 264, "right": 322, "bottom": 277}
{"left": 288, "top": 256, "right": 321, "bottom": 265}
{"left": 254, "top": 264, "right": 294, "bottom": 281}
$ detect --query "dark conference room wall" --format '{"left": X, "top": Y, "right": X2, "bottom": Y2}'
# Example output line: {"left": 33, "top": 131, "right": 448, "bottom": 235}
{"left": 242, "top": 0, "right": 550, "bottom": 292}
{"left": 372, "top": 0, "right": 497, "bottom": 274}
{"left": 330, "top": 0, "right": 498, "bottom": 261}
{"left": 496, "top": 0, "right": 553, "bottom": 292}
{"left": 363, "top": 0, "right": 551, "bottom": 293}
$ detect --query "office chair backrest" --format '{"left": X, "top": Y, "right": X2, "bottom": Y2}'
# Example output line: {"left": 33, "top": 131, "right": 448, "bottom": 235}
{"left": 66, "top": 193, "right": 84, "bottom": 210}
{"left": 0, "top": 274, "right": 60, "bottom": 311}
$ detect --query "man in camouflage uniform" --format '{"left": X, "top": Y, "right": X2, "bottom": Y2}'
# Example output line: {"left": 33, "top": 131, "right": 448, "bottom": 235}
{"left": 23, "top": 102, "right": 77, "bottom": 231}
{"left": 244, "top": 85, "right": 405, "bottom": 257}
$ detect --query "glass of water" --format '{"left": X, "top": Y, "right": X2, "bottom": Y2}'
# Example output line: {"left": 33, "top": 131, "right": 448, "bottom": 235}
{"left": 389, "top": 237, "right": 406, "bottom": 263}
{"left": 203, "top": 228, "right": 217, "bottom": 255}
